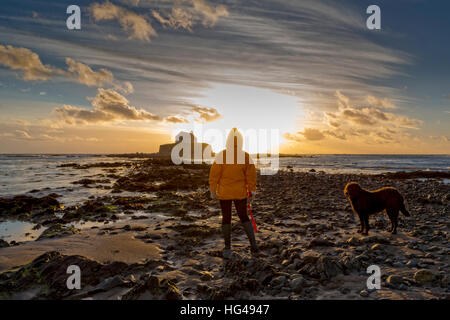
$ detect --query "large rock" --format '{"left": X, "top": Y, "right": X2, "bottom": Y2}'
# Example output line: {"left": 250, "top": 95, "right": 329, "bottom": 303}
{"left": 37, "top": 223, "right": 80, "bottom": 240}
{"left": 301, "top": 250, "right": 321, "bottom": 265}
{"left": 0, "top": 239, "right": 9, "bottom": 248}
{"left": 0, "top": 194, "right": 61, "bottom": 217}
{"left": 290, "top": 275, "right": 305, "bottom": 293}
{"left": 317, "top": 256, "right": 343, "bottom": 279}
{"left": 414, "top": 269, "right": 435, "bottom": 285}
{"left": 270, "top": 275, "right": 287, "bottom": 287}
{"left": 299, "top": 254, "right": 343, "bottom": 280}
{"left": 0, "top": 251, "right": 128, "bottom": 299}
{"left": 339, "top": 254, "right": 362, "bottom": 273}
{"left": 122, "top": 275, "right": 182, "bottom": 300}
{"left": 307, "top": 237, "right": 334, "bottom": 248}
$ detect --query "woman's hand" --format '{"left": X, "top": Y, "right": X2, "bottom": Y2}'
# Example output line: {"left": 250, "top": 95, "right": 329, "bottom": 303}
{"left": 248, "top": 191, "right": 256, "bottom": 202}
{"left": 210, "top": 189, "right": 218, "bottom": 200}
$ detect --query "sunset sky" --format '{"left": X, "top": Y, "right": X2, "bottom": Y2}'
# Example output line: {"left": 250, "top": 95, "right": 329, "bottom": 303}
{"left": 0, "top": 0, "right": 449, "bottom": 154}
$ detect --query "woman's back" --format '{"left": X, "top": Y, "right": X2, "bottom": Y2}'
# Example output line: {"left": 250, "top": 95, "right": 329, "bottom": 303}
{"left": 209, "top": 129, "right": 256, "bottom": 200}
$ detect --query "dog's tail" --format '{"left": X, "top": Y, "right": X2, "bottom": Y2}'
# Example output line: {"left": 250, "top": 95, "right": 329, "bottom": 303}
{"left": 400, "top": 201, "right": 410, "bottom": 217}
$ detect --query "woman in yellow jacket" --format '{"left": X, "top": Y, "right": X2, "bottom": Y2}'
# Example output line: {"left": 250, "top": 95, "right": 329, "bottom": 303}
{"left": 209, "top": 128, "right": 258, "bottom": 258}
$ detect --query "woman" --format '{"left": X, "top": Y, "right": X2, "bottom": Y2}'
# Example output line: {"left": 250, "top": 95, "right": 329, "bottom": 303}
{"left": 209, "top": 128, "right": 258, "bottom": 258}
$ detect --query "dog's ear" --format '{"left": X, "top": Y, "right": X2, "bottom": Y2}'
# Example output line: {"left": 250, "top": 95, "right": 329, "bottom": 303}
{"left": 344, "top": 183, "right": 351, "bottom": 194}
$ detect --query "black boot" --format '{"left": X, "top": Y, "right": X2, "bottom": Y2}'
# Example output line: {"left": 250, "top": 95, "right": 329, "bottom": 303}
{"left": 242, "top": 221, "right": 258, "bottom": 253}
{"left": 222, "top": 224, "right": 232, "bottom": 258}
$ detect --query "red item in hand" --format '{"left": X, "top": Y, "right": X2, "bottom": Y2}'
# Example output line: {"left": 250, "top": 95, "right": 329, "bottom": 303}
{"left": 247, "top": 192, "right": 258, "bottom": 233}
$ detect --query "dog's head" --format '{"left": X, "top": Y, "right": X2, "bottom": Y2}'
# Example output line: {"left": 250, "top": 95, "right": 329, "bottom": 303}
{"left": 344, "top": 182, "right": 362, "bottom": 199}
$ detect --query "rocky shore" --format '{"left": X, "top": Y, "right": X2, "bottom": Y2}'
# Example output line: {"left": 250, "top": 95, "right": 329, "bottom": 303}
{"left": 0, "top": 159, "right": 448, "bottom": 300}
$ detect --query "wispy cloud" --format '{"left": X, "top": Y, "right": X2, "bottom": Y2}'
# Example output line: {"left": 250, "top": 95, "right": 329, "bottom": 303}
{"left": 285, "top": 91, "right": 423, "bottom": 145}
{"left": 119, "top": 0, "right": 140, "bottom": 6}
{"left": 0, "top": 129, "right": 101, "bottom": 143}
{"left": 191, "top": 105, "right": 222, "bottom": 123}
{"left": 89, "top": 1, "right": 157, "bottom": 41}
{"left": 285, "top": 128, "right": 325, "bottom": 141}
{"left": 65, "top": 57, "right": 114, "bottom": 87}
{"left": 0, "top": 44, "right": 132, "bottom": 92}
{"left": 152, "top": 8, "right": 194, "bottom": 32}
{"left": 190, "top": 0, "right": 229, "bottom": 27}
{"left": 55, "top": 88, "right": 161, "bottom": 124}
{"left": 54, "top": 88, "right": 221, "bottom": 125}
{"left": 0, "top": 44, "right": 62, "bottom": 80}
{"left": 164, "top": 115, "right": 190, "bottom": 124}
{"left": 326, "top": 91, "right": 422, "bottom": 129}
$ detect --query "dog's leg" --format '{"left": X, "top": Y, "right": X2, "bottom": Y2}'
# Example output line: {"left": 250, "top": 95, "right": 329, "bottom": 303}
{"left": 391, "top": 210, "right": 399, "bottom": 234}
{"left": 357, "top": 213, "right": 364, "bottom": 233}
{"left": 386, "top": 210, "right": 394, "bottom": 233}
{"left": 386, "top": 209, "right": 398, "bottom": 234}
{"left": 362, "top": 215, "right": 370, "bottom": 235}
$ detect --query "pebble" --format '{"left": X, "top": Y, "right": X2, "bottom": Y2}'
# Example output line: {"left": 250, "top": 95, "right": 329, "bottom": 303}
{"left": 414, "top": 269, "right": 435, "bottom": 284}
{"left": 359, "top": 289, "right": 370, "bottom": 297}
{"left": 406, "top": 260, "right": 417, "bottom": 268}
{"left": 386, "top": 275, "right": 403, "bottom": 286}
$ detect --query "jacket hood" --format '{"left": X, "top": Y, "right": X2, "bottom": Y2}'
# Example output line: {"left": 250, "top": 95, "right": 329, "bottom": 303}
{"left": 226, "top": 128, "right": 243, "bottom": 151}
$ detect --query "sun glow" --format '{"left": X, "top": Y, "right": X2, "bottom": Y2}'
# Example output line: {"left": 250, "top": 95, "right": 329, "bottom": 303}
{"left": 172, "top": 83, "right": 302, "bottom": 153}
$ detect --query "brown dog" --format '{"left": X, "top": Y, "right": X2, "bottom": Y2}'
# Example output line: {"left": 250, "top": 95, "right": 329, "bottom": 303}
{"left": 344, "top": 182, "right": 410, "bottom": 235}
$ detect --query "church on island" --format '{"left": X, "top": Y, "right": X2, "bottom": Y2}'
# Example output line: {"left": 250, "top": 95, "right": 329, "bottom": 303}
{"left": 156, "top": 131, "right": 213, "bottom": 162}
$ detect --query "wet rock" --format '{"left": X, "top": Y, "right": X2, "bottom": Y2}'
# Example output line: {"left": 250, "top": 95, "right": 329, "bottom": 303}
{"left": 339, "top": 254, "right": 362, "bottom": 273}
{"left": 75, "top": 200, "right": 113, "bottom": 216}
{"left": 0, "top": 251, "right": 128, "bottom": 299}
{"left": 112, "top": 160, "right": 209, "bottom": 193}
{"left": 94, "top": 275, "right": 129, "bottom": 292}
{"left": 414, "top": 269, "right": 435, "bottom": 285}
{"left": 289, "top": 275, "right": 305, "bottom": 293}
{"left": 121, "top": 224, "right": 147, "bottom": 232}
{"left": 406, "top": 260, "right": 417, "bottom": 268}
{"left": 307, "top": 237, "right": 334, "bottom": 248}
{"left": 122, "top": 275, "right": 182, "bottom": 300}
{"left": 0, "top": 239, "right": 9, "bottom": 248}
{"left": 59, "top": 161, "right": 132, "bottom": 170}
{"left": 270, "top": 275, "right": 287, "bottom": 287}
{"left": 72, "top": 178, "right": 110, "bottom": 186}
{"left": 199, "top": 271, "right": 214, "bottom": 281}
{"left": 197, "top": 283, "right": 213, "bottom": 294}
{"left": 0, "top": 194, "right": 61, "bottom": 218}
{"left": 363, "top": 236, "right": 391, "bottom": 245}
{"left": 209, "top": 278, "right": 260, "bottom": 300}
{"left": 37, "top": 224, "right": 80, "bottom": 240}
{"left": 379, "top": 171, "right": 450, "bottom": 180}
{"left": 299, "top": 254, "right": 342, "bottom": 280}
{"left": 370, "top": 243, "right": 385, "bottom": 251}
{"left": 346, "top": 237, "right": 361, "bottom": 246}
{"left": 168, "top": 224, "right": 218, "bottom": 238}
{"left": 386, "top": 275, "right": 403, "bottom": 287}
{"left": 316, "top": 256, "right": 343, "bottom": 279}
{"left": 359, "top": 289, "right": 370, "bottom": 297}
{"left": 301, "top": 250, "right": 321, "bottom": 265}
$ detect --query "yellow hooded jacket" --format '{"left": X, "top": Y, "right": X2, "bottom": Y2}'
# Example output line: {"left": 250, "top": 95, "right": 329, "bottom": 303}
{"left": 209, "top": 149, "right": 257, "bottom": 200}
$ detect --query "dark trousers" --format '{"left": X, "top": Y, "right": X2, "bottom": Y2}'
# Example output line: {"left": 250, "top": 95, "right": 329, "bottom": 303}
{"left": 220, "top": 199, "right": 250, "bottom": 225}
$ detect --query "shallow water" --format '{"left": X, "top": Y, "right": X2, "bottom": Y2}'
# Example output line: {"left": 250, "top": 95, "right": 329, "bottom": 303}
{"left": 0, "top": 220, "right": 42, "bottom": 242}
